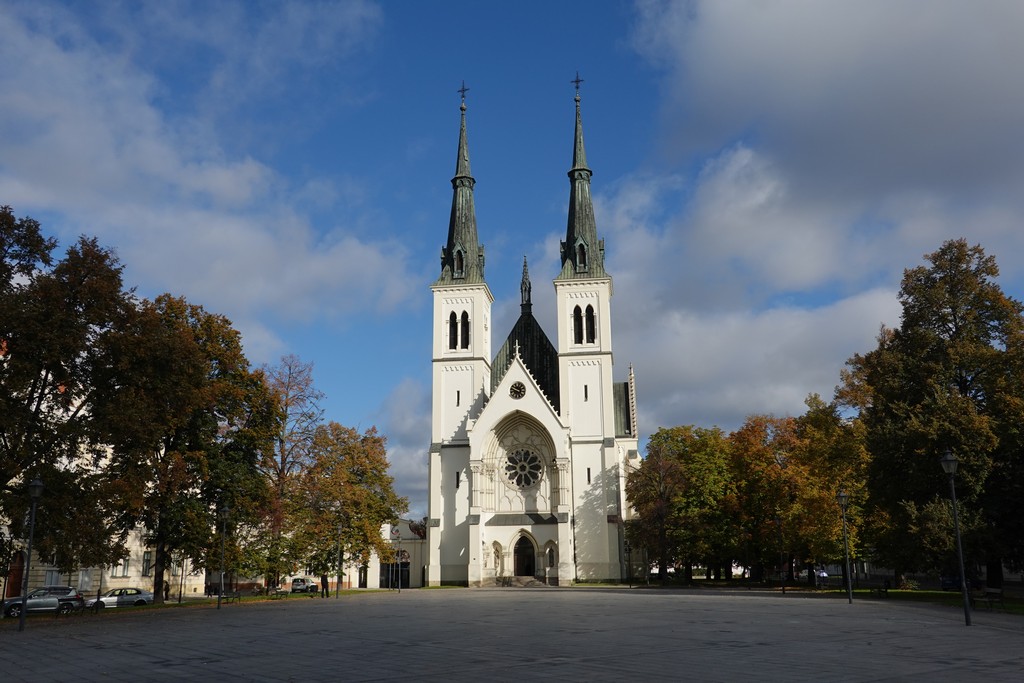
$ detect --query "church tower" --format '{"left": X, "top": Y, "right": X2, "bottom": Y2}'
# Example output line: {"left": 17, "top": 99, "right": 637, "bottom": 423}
{"left": 553, "top": 80, "right": 624, "bottom": 579}
{"left": 427, "top": 80, "right": 638, "bottom": 588}
{"left": 427, "top": 90, "right": 493, "bottom": 586}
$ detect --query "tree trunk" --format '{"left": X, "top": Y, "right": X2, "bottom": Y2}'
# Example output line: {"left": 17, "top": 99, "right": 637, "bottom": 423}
{"left": 153, "top": 535, "right": 168, "bottom": 606}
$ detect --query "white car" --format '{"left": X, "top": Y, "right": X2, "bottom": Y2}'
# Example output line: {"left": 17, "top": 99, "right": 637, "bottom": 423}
{"left": 290, "top": 578, "right": 319, "bottom": 593}
{"left": 85, "top": 587, "right": 154, "bottom": 608}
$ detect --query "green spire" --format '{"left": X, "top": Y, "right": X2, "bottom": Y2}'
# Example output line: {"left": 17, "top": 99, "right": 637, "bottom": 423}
{"left": 558, "top": 74, "right": 605, "bottom": 280}
{"left": 437, "top": 83, "right": 485, "bottom": 285}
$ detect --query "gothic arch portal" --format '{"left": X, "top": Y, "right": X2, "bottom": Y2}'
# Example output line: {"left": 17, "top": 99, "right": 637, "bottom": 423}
{"left": 513, "top": 534, "right": 537, "bottom": 578}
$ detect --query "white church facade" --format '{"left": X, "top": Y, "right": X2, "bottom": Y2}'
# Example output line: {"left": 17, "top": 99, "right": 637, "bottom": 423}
{"left": 426, "top": 85, "right": 640, "bottom": 586}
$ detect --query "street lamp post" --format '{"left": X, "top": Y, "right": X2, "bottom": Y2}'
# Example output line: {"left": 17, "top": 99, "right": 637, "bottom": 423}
{"left": 836, "top": 490, "right": 854, "bottom": 604}
{"left": 217, "top": 503, "right": 229, "bottom": 610}
{"left": 940, "top": 450, "right": 971, "bottom": 626}
{"left": 18, "top": 479, "right": 44, "bottom": 632}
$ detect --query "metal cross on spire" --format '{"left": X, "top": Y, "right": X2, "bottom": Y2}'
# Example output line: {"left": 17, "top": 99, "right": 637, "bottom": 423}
{"left": 458, "top": 80, "right": 470, "bottom": 104}
{"left": 572, "top": 71, "right": 584, "bottom": 99}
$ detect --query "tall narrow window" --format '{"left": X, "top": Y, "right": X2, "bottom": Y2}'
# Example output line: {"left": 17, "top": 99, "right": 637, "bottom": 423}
{"left": 584, "top": 385, "right": 588, "bottom": 401}
{"left": 456, "top": 390, "right": 460, "bottom": 407}
{"left": 573, "top": 306, "right": 583, "bottom": 344}
{"left": 142, "top": 551, "right": 153, "bottom": 577}
{"left": 460, "top": 311, "right": 470, "bottom": 349}
{"left": 587, "top": 467, "right": 591, "bottom": 484}
{"left": 448, "top": 312, "right": 457, "bottom": 350}
{"left": 456, "top": 471, "right": 461, "bottom": 489}
{"left": 454, "top": 250, "right": 464, "bottom": 277}
{"left": 585, "top": 305, "right": 596, "bottom": 343}
{"left": 577, "top": 243, "right": 588, "bottom": 270}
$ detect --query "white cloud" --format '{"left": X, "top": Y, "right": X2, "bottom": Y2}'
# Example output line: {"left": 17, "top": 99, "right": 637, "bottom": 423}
{"left": 374, "top": 378, "right": 431, "bottom": 517}
{"left": 0, "top": 1, "right": 413, "bottom": 361}
{"left": 597, "top": 0, "right": 1024, "bottom": 442}
{"left": 633, "top": 1, "right": 1024, "bottom": 195}
{"left": 619, "top": 288, "right": 900, "bottom": 434}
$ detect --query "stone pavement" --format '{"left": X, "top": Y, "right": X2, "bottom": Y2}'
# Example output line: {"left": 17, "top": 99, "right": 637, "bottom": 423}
{"left": 2, "top": 587, "right": 1022, "bottom": 681}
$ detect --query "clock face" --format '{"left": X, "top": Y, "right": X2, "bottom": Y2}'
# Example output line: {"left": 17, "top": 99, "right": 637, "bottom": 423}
{"left": 509, "top": 381, "right": 526, "bottom": 399}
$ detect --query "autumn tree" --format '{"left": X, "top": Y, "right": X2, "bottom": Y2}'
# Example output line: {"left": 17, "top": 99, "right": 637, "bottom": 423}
{"left": 256, "top": 354, "right": 323, "bottom": 586}
{"left": 727, "top": 415, "right": 803, "bottom": 582}
{"left": 295, "top": 423, "right": 408, "bottom": 580}
{"left": 841, "top": 239, "right": 1024, "bottom": 584}
{"left": 791, "top": 395, "right": 869, "bottom": 584}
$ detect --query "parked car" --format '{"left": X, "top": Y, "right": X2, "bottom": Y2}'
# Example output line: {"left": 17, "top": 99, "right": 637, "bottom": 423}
{"left": 3, "top": 586, "right": 85, "bottom": 618}
{"left": 290, "top": 577, "right": 319, "bottom": 593}
{"left": 85, "top": 587, "right": 154, "bottom": 609}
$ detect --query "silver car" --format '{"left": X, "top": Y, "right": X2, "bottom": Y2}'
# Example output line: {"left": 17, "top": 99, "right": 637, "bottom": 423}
{"left": 3, "top": 585, "right": 85, "bottom": 618}
{"left": 85, "top": 587, "right": 155, "bottom": 608}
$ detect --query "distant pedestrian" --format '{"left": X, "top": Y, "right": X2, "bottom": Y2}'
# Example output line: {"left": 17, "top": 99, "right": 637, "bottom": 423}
{"left": 321, "top": 574, "right": 329, "bottom": 598}
{"left": 163, "top": 581, "right": 170, "bottom": 601}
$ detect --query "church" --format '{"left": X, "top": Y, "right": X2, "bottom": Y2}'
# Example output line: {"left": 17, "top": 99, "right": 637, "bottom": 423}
{"left": 426, "top": 84, "right": 640, "bottom": 586}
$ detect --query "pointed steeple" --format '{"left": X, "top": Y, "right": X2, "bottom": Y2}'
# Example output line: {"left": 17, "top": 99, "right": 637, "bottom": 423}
{"left": 557, "top": 73, "right": 605, "bottom": 280}
{"left": 437, "top": 83, "right": 485, "bottom": 285}
{"left": 520, "top": 256, "right": 532, "bottom": 314}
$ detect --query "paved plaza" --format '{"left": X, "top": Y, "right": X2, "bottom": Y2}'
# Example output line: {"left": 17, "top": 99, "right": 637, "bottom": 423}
{"left": 1, "top": 587, "right": 1022, "bottom": 681}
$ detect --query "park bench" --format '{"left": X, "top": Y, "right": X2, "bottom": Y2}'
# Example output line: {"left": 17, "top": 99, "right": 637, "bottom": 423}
{"left": 971, "top": 587, "right": 1004, "bottom": 610}
{"left": 268, "top": 588, "right": 289, "bottom": 599}
{"left": 222, "top": 591, "right": 242, "bottom": 604}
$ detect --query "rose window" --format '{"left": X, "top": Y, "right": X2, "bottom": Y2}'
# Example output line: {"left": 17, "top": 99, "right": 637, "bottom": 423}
{"left": 505, "top": 449, "right": 542, "bottom": 488}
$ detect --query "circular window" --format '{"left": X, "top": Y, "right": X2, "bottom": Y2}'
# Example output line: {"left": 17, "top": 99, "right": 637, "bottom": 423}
{"left": 505, "top": 449, "right": 542, "bottom": 488}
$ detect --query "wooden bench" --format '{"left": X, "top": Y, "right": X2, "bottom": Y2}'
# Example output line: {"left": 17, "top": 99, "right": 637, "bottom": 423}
{"left": 971, "top": 587, "right": 1004, "bottom": 610}
{"left": 221, "top": 591, "right": 242, "bottom": 604}
{"left": 268, "top": 589, "right": 289, "bottom": 599}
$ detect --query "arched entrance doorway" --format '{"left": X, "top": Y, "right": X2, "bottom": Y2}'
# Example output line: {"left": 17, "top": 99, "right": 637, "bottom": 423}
{"left": 514, "top": 537, "right": 535, "bottom": 577}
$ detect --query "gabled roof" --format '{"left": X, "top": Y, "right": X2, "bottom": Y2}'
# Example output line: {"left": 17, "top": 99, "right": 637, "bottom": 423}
{"left": 491, "top": 258, "right": 560, "bottom": 413}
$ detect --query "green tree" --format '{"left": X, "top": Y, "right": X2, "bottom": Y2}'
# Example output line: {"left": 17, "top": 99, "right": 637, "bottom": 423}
{"left": 96, "top": 294, "right": 274, "bottom": 603}
{"left": 841, "top": 239, "right": 1024, "bottom": 584}
{"left": 1, "top": 206, "right": 133, "bottom": 572}
{"left": 625, "top": 430, "right": 686, "bottom": 581}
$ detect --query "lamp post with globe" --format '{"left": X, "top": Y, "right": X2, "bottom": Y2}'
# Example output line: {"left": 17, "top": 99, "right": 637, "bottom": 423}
{"left": 940, "top": 450, "right": 971, "bottom": 626}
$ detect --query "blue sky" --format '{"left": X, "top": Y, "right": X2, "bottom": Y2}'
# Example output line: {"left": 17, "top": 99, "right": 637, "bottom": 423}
{"left": 4, "top": 1, "right": 1024, "bottom": 517}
